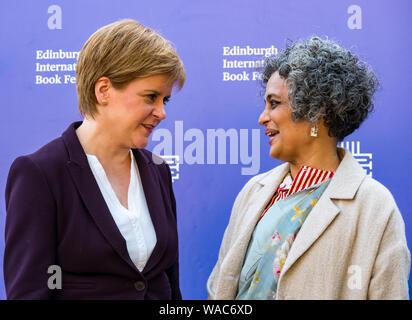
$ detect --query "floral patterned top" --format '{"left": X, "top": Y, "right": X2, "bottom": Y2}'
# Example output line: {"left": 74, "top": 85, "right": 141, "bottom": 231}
{"left": 236, "top": 166, "right": 334, "bottom": 300}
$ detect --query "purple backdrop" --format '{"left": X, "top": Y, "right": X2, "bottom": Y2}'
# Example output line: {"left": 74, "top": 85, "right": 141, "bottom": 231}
{"left": 1, "top": 0, "right": 411, "bottom": 299}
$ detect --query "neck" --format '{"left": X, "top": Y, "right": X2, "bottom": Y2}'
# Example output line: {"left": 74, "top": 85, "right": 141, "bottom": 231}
{"left": 76, "top": 118, "right": 130, "bottom": 167}
{"left": 289, "top": 145, "right": 340, "bottom": 180}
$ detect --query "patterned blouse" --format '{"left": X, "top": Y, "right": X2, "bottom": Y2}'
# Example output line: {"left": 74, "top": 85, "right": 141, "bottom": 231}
{"left": 237, "top": 165, "right": 335, "bottom": 300}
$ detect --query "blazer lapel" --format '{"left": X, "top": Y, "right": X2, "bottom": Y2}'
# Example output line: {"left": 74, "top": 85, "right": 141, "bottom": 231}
{"left": 132, "top": 149, "right": 169, "bottom": 274}
{"left": 62, "top": 122, "right": 140, "bottom": 274}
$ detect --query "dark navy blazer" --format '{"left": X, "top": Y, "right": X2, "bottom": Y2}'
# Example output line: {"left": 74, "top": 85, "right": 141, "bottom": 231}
{"left": 4, "top": 122, "right": 181, "bottom": 300}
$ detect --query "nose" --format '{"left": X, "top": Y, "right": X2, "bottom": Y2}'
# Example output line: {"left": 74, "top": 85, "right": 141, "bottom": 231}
{"left": 258, "top": 108, "right": 270, "bottom": 126}
{"left": 153, "top": 102, "right": 166, "bottom": 121}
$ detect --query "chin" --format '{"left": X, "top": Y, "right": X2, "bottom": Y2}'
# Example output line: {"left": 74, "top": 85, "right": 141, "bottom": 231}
{"left": 269, "top": 147, "right": 285, "bottom": 161}
{"left": 132, "top": 142, "right": 148, "bottom": 149}
{"left": 130, "top": 132, "right": 149, "bottom": 149}
{"left": 269, "top": 152, "right": 279, "bottom": 160}
{"left": 269, "top": 145, "right": 279, "bottom": 159}
{"left": 128, "top": 138, "right": 146, "bottom": 149}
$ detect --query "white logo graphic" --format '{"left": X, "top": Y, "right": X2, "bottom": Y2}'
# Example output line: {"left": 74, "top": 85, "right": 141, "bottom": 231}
{"left": 339, "top": 141, "right": 372, "bottom": 177}
{"left": 347, "top": 5, "right": 362, "bottom": 30}
{"left": 161, "top": 155, "right": 180, "bottom": 183}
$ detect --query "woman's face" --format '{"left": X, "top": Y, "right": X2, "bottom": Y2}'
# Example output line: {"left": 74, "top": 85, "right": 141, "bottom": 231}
{"left": 258, "top": 71, "right": 313, "bottom": 162}
{"left": 101, "top": 74, "right": 173, "bottom": 149}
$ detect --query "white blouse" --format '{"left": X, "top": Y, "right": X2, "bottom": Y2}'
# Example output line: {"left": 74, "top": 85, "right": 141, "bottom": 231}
{"left": 86, "top": 150, "right": 157, "bottom": 272}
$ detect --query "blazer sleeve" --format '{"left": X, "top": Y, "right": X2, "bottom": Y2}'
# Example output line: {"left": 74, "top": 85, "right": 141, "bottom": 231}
{"left": 163, "top": 163, "right": 182, "bottom": 300}
{"left": 4, "top": 156, "right": 57, "bottom": 300}
{"left": 367, "top": 206, "right": 411, "bottom": 300}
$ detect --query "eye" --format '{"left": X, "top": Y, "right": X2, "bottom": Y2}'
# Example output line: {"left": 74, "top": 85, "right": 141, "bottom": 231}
{"left": 163, "top": 97, "right": 170, "bottom": 105}
{"left": 147, "top": 94, "right": 157, "bottom": 102}
{"left": 269, "top": 99, "right": 281, "bottom": 109}
{"left": 144, "top": 93, "right": 158, "bottom": 104}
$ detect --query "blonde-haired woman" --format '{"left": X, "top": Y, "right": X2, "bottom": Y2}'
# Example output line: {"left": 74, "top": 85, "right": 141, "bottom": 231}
{"left": 4, "top": 19, "right": 185, "bottom": 300}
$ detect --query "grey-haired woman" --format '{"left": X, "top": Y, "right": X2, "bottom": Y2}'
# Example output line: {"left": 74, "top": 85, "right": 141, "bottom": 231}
{"left": 208, "top": 37, "right": 410, "bottom": 300}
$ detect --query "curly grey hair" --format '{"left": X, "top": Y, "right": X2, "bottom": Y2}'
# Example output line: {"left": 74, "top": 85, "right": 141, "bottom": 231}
{"left": 262, "top": 37, "right": 379, "bottom": 141}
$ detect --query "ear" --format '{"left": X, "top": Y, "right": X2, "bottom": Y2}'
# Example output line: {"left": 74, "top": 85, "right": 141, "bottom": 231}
{"left": 94, "top": 77, "right": 111, "bottom": 106}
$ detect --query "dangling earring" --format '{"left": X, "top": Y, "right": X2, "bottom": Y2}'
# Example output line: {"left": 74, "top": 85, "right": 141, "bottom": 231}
{"left": 310, "top": 125, "right": 318, "bottom": 137}
{"left": 101, "top": 98, "right": 108, "bottom": 105}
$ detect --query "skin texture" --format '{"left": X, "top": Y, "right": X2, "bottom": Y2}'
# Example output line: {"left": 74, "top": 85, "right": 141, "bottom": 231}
{"left": 76, "top": 74, "right": 174, "bottom": 208}
{"left": 258, "top": 71, "right": 341, "bottom": 179}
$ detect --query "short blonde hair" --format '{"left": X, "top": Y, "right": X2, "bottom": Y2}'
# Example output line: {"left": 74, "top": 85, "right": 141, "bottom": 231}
{"left": 76, "top": 19, "right": 186, "bottom": 117}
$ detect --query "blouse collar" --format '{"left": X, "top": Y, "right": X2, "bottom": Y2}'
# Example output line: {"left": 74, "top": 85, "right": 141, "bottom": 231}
{"left": 285, "top": 165, "right": 335, "bottom": 196}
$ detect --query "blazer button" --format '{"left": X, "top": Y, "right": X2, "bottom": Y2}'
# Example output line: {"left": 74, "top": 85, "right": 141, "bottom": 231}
{"left": 134, "top": 281, "right": 146, "bottom": 291}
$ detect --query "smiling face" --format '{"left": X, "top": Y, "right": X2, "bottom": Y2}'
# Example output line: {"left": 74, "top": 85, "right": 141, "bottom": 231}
{"left": 259, "top": 71, "right": 314, "bottom": 162}
{"left": 96, "top": 74, "right": 173, "bottom": 149}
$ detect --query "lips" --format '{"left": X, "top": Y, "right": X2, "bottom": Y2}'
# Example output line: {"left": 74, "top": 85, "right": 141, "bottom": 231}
{"left": 265, "top": 128, "right": 279, "bottom": 145}
{"left": 265, "top": 128, "right": 279, "bottom": 137}
{"left": 142, "top": 123, "right": 156, "bottom": 133}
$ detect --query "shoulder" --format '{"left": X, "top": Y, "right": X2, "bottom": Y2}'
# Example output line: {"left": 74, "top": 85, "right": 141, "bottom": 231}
{"left": 342, "top": 175, "right": 404, "bottom": 232}
{"left": 14, "top": 137, "right": 67, "bottom": 170}
{"left": 6, "top": 152, "right": 57, "bottom": 206}
{"left": 347, "top": 177, "right": 409, "bottom": 262}
{"left": 6, "top": 137, "right": 69, "bottom": 203}
{"left": 356, "top": 176, "right": 397, "bottom": 210}
{"left": 238, "top": 163, "right": 287, "bottom": 196}
{"left": 232, "top": 163, "right": 288, "bottom": 211}
{"left": 9, "top": 137, "right": 67, "bottom": 175}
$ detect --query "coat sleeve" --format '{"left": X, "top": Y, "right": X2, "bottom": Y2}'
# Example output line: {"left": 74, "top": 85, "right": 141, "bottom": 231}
{"left": 163, "top": 162, "right": 182, "bottom": 300}
{"left": 206, "top": 175, "right": 260, "bottom": 300}
{"left": 4, "top": 156, "right": 57, "bottom": 300}
{"left": 367, "top": 206, "right": 411, "bottom": 300}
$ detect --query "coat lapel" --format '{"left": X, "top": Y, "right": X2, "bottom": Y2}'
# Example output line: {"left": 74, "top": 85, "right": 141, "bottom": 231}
{"left": 220, "top": 164, "right": 289, "bottom": 284}
{"left": 280, "top": 148, "right": 367, "bottom": 279}
{"left": 234, "top": 164, "right": 290, "bottom": 246}
{"left": 279, "top": 196, "right": 340, "bottom": 278}
{"left": 62, "top": 122, "right": 140, "bottom": 274}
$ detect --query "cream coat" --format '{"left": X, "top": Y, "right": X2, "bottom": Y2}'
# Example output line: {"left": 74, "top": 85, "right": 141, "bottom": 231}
{"left": 207, "top": 148, "right": 410, "bottom": 300}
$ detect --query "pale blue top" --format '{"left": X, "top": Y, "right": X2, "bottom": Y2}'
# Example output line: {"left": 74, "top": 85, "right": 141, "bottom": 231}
{"left": 236, "top": 178, "right": 331, "bottom": 300}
